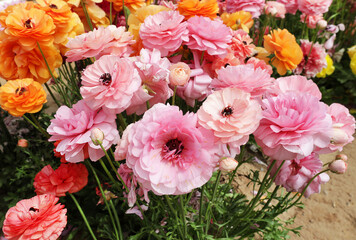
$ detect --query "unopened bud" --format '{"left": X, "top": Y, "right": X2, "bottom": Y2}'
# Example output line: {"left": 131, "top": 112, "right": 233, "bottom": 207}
{"left": 335, "top": 154, "right": 348, "bottom": 162}
{"left": 169, "top": 62, "right": 191, "bottom": 86}
{"left": 219, "top": 157, "right": 238, "bottom": 172}
{"left": 91, "top": 128, "right": 104, "bottom": 146}
{"left": 329, "top": 159, "right": 347, "bottom": 174}
{"left": 317, "top": 20, "right": 327, "bottom": 29}
{"left": 17, "top": 139, "right": 28, "bottom": 148}
{"left": 330, "top": 128, "right": 348, "bottom": 144}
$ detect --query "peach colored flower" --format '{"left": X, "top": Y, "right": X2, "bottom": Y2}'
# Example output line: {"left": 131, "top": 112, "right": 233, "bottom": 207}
{"left": 264, "top": 29, "right": 303, "bottom": 75}
{"left": 0, "top": 78, "right": 47, "bottom": 117}
{"left": 229, "top": 29, "right": 255, "bottom": 61}
{"left": 220, "top": 11, "right": 254, "bottom": 32}
{"left": 107, "top": 0, "right": 146, "bottom": 12}
{"left": 3, "top": 194, "right": 67, "bottom": 240}
{"left": 177, "top": 0, "right": 219, "bottom": 20}
{"left": 207, "top": 51, "right": 240, "bottom": 77}
{"left": 169, "top": 62, "right": 191, "bottom": 86}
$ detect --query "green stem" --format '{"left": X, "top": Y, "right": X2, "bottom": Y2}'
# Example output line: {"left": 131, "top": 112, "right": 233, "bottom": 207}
{"left": 205, "top": 171, "right": 222, "bottom": 235}
{"left": 179, "top": 195, "right": 187, "bottom": 239}
{"left": 118, "top": 114, "right": 127, "bottom": 130}
{"left": 109, "top": 2, "right": 113, "bottom": 25}
{"left": 81, "top": 0, "right": 94, "bottom": 31}
{"left": 44, "top": 83, "right": 61, "bottom": 107}
{"left": 198, "top": 184, "right": 205, "bottom": 225}
{"left": 172, "top": 86, "right": 177, "bottom": 106}
{"left": 109, "top": 200, "right": 124, "bottom": 240}
{"left": 165, "top": 196, "right": 184, "bottom": 239}
{"left": 23, "top": 114, "right": 50, "bottom": 138}
{"left": 69, "top": 193, "right": 97, "bottom": 240}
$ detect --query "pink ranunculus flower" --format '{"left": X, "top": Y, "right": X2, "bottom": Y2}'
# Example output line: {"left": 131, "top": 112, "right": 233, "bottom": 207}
{"left": 80, "top": 55, "right": 142, "bottom": 114}
{"left": 126, "top": 48, "right": 173, "bottom": 115}
{"left": 125, "top": 103, "right": 218, "bottom": 195}
{"left": 246, "top": 57, "right": 273, "bottom": 75}
{"left": 229, "top": 29, "right": 255, "bottom": 61}
{"left": 298, "top": 0, "right": 333, "bottom": 15}
{"left": 3, "top": 194, "right": 67, "bottom": 240}
{"left": 207, "top": 50, "right": 240, "bottom": 78}
{"left": 139, "top": 11, "right": 188, "bottom": 57}
{"left": 176, "top": 51, "right": 213, "bottom": 107}
{"left": 226, "top": 0, "right": 265, "bottom": 18}
{"left": 197, "top": 87, "right": 262, "bottom": 152}
{"left": 300, "top": 13, "right": 324, "bottom": 29}
{"left": 265, "top": 1, "right": 287, "bottom": 18}
{"left": 65, "top": 26, "right": 135, "bottom": 62}
{"left": 211, "top": 64, "right": 274, "bottom": 98}
{"left": 254, "top": 92, "right": 332, "bottom": 161}
{"left": 186, "top": 16, "right": 232, "bottom": 56}
{"left": 272, "top": 75, "right": 322, "bottom": 100}
{"left": 277, "top": 0, "right": 298, "bottom": 14}
{"left": 295, "top": 39, "right": 327, "bottom": 78}
{"left": 114, "top": 123, "right": 134, "bottom": 161}
{"left": 47, "top": 100, "right": 119, "bottom": 163}
{"left": 270, "top": 153, "right": 330, "bottom": 197}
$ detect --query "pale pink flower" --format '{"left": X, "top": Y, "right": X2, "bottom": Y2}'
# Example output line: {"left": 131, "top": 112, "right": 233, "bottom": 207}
{"left": 219, "top": 157, "right": 238, "bottom": 172}
{"left": 298, "top": 0, "right": 333, "bottom": 15}
{"left": 139, "top": 11, "right": 188, "bottom": 56}
{"left": 115, "top": 123, "right": 134, "bottom": 161}
{"left": 3, "top": 194, "right": 67, "bottom": 240}
{"left": 126, "top": 48, "right": 173, "bottom": 115}
{"left": 211, "top": 64, "right": 274, "bottom": 98}
{"left": 229, "top": 30, "right": 255, "bottom": 61}
{"left": 126, "top": 205, "right": 148, "bottom": 220}
{"left": 295, "top": 40, "right": 327, "bottom": 78}
{"left": 47, "top": 100, "right": 119, "bottom": 163}
{"left": 254, "top": 92, "right": 332, "bottom": 161}
{"left": 186, "top": 16, "right": 232, "bottom": 56}
{"left": 246, "top": 57, "right": 273, "bottom": 75}
{"left": 80, "top": 55, "right": 141, "bottom": 114}
{"left": 169, "top": 62, "right": 191, "bottom": 86}
{"left": 270, "top": 153, "right": 330, "bottom": 197}
{"left": 300, "top": 13, "right": 324, "bottom": 29}
{"left": 265, "top": 1, "right": 287, "bottom": 18}
{"left": 101, "top": 25, "right": 136, "bottom": 57}
{"left": 329, "top": 159, "right": 347, "bottom": 174}
{"left": 125, "top": 103, "right": 217, "bottom": 195}
{"left": 160, "top": 0, "right": 177, "bottom": 10}
{"left": 272, "top": 75, "right": 322, "bottom": 100}
{"left": 277, "top": 0, "right": 298, "bottom": 14}
{"left": 197, "top": 87, "right": 262, "bottom": 152}
{"left": 226, "top": 0, "right": 266, "bottom": 18}
{"left": 176, "top": 51, "right": 213, "bottom": 107}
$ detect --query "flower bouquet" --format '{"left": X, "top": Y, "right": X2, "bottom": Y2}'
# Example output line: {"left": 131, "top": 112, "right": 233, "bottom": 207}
{"left": 0, "top": 0, "right": 355, "bottom": 239}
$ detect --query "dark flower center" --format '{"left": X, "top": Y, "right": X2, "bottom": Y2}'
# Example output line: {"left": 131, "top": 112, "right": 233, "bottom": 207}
{"left": 290, "top": 161, "right": 301, "bottom": 175}
{"left": 224, "top": 63, "right": 230, "bottom": 68}
{"left": 221, "top": 106, "right": 233, "bottom": 117}
{"left": 242, "top": 41, "right": 247, "bottom": 45}
{"left": 100, "top": 73, "right": 112, "bottom": 86}
{"left": 165, "top": 138, "right": 184, "bottom": 155}
{"left": 24, "top": 19, "right": 33, "bottom": 29}
{"left": 15, "top": 87, "right": 27, "bottom": 95}
{"left": 29, "top": 207, "right": 39, "bottom": 212}
{"left": 49, "top": 4, "right": 58, "bottom": 9}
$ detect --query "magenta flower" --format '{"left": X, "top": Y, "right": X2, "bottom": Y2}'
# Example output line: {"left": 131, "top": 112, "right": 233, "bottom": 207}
{"left": 270, "top": 153, "right": 330, "bottom": 197}
{"left": 47, "top": 100, "right": 119, "bottom": 163}
{"left": 139, "top": 11, "right": 188, "bottom": 56}
{"left": 197, "top": 87, "right": 262, "bottom": 152}
{"left": 254, "top": 92, "right": 332, "bottom": 161}
{"left": 294, "top": 40, "right": 327, "bottom": 78}
{"left": 229, "top": 30, "right": 255, "bottom": 61}
{"left": 186, "top": 16, "right": 232, "bottom": 56}
{"left": 125, "top": 103, "right": 217, "bottom": 195}
{"left": 298, "top": 0, "right": 333, "bottom": 15}
{"left": 211, "top": 64, "right": 274, "bottom": 98}
{"left": 226, "top": 0, "right": 265, "bottom": 18}
{"left": 80, "top": 55, "right": 141, "bottom": 114}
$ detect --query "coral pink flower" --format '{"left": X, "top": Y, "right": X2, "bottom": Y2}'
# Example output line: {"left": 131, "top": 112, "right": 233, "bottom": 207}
{"left": 270, "top": 153, "right": 330, "bottom": 197}
{"left": 265, "top": 1, "right": 286, "bottom": 18}
{"left": 300, "top": 13, "right": 324, "bottom": 29}
{"left": 80, "top": 55, "right": 142, "bottom": 114}
{"left": 272, "top": 75, "right": 322, "bottom": 100}
{"left": 208, "top": 51, "right": 240, "bottom": 78}
{"left": 65, "top": 26, "right": 135, "bottom": 62}
{"left": 246, "top": 57, "right": 273, "bottom": 75}
{"left": 176, "top": 51, "right": 213, "bottom": 107}
{"left": 47, "top": 100, "right": 119, "bottom": 163}
{"left": 226, "top": 0, "right": 265, "bottom": 18}
{"left": 211, "top": 64, "right": 274, "bottom": 98}
{"left": 277, "top": 0, "right": 298, "bottom": 14}
{"left": 295, "top": 39, "right": 327, "bottom": 78}
{"left": 197, "top": 87, "right": 262, "bottom": 152}
{"left": 298, "top": 0, "right": 333, "bottom": 15}
{"left": 229, "top": 29, "right": 255, "bottom": 61}
{"left": 3, "top": 194, "right": 67, "bottom": 240}
{"left": 139, "top": 11, "right": 188, "bottom": 56}
{"left": 125, "top": 103, "right": 217, "bottom": 195}
{"left": 126, "top": 48, "right": 173, "bottom": 115}
{"left": 34, "top": 163, "right": 88, "bottom": 197}
{"left": 186, "top": 16, "right": 232, "bottom": 56}
{"left": 254, "top": 92, "right": 332, "bottom": 161}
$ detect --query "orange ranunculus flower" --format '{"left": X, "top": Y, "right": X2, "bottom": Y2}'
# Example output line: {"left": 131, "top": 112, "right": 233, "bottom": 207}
{"left": 263, "top": 29, "right": 303, "bottom": 75}
{"left": 72, "top": 2, "right": 110, "bottom": 31}
{"left": 0, "top": 36, "right": 62, "bottom": 84}
{"left": 0, "top": 2, "right": 36, "bottom": 28}
{"left": 107, "top": 0, "right": 146, "bottom": 13}
{"left": 35, "top": 0, "right": 84, "bottom": 54}
{"left": 177, "top": 0, "right": 219, "bottom": 20}
{"left": 0, "top": 78, "right": 47, "bottom": 117}
{"left": 220, "top": 11, "right": 254, "bottom": 32}
{"left": 3, "top": 6, "right": 56, "bottom": 51}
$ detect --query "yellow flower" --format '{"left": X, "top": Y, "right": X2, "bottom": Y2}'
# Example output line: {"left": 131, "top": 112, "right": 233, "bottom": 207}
{"left": 348, "top": 45, "right": 356, "bottom": 59}
{"left": 316, "top": 54, "right": 335, "bottom": 78}
{"left": 220, "top": 11, "right": 253, "bottom": 32}
{"left": 0, "top": 78, "right": 47, "bottom": 117}
{"left": 351, "top": 54, "right": 356, "bottom": 75}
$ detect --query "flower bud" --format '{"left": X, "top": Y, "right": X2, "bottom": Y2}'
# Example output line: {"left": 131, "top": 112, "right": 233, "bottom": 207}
{"left": 330, "top": 128, "right": 348, "bottom": 145}
{"left": 338, "top": 23, "right": 345, "bottom": 31}
{"left": 329, "top": 159, "right": 347, "bottom": 174}
{"left": 169, "top": 62, "right": 191, "bottom": 86}
{"left": 219, "top": 157, "right": 238, "bottom": 172}
{"left": 335, "top": 154, "right": 348, "bottom": 162}
{"left": 317, "top": 20, "right": 327, "bottom": 29}
{"left": 91, "top": 128, "right": 104, "bottom": 146}
{"left": 17, "top": 139, "right": 28, "bottom": 148}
